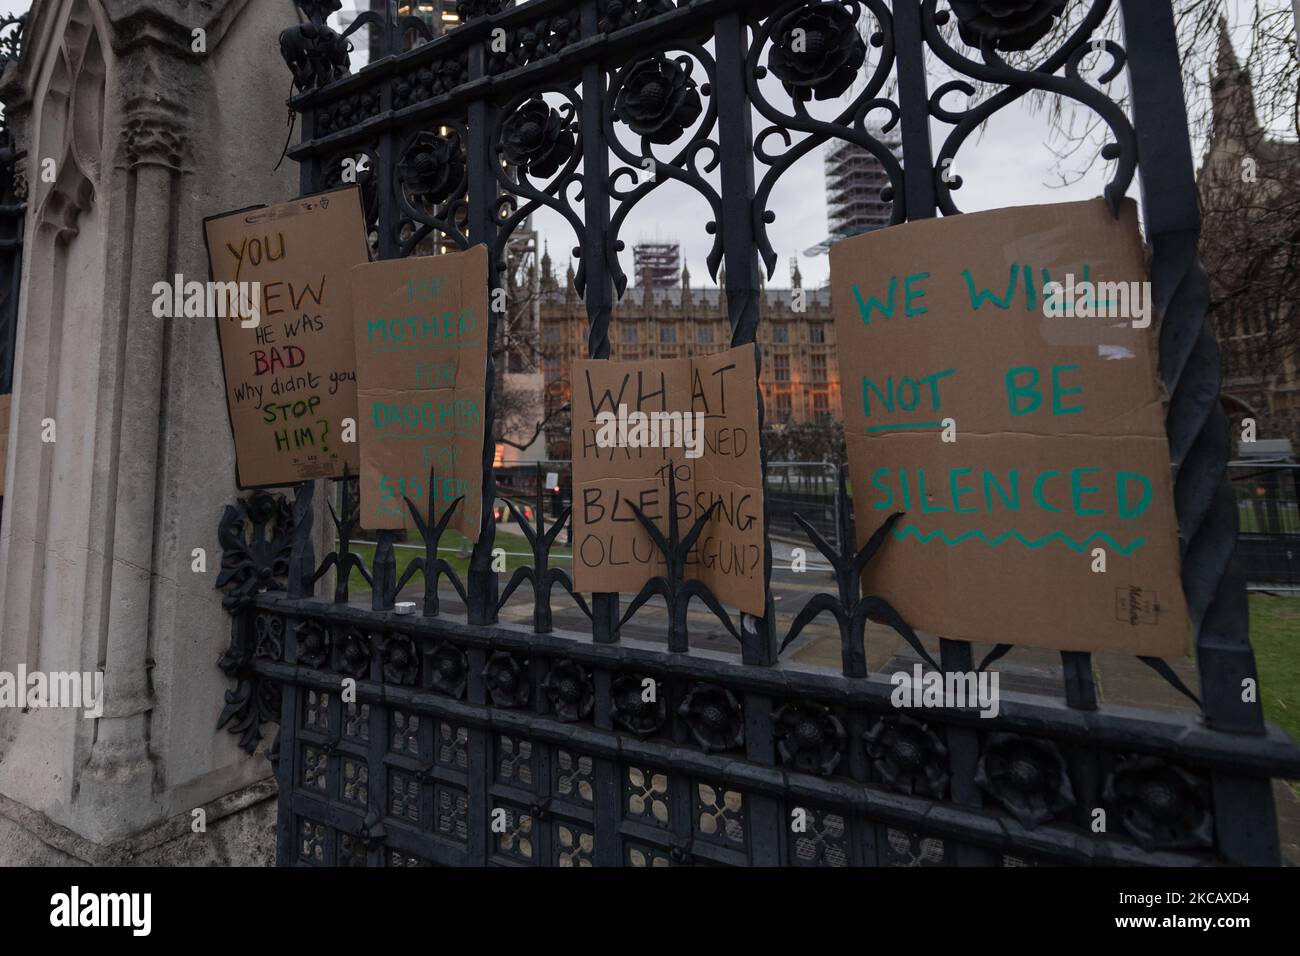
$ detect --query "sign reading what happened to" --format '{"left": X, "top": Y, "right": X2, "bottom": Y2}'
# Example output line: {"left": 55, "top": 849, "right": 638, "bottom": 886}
{"left": 829, "top": 199, "right": 1188, "bottom": 656}
{"left": 572, "top": 345, "right": 765, "bottom": 616}
{"left": 205, "top": 187, "right": 370, "bottom": 488}
{"left": 351, "top": 244, "right": 489, "bottom": 541}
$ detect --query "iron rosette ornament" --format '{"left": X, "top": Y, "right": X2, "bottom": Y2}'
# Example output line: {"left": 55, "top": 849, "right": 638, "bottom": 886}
{"left": 542, "top": 660, "right": 595, "bottom": 722}
{"left": 501, "top": 98, "right": 576, "bottom": 180}
{"left": 456, "top": 0, "right": 506, "bottom": 19}
{"left": 611, "top": 674, "right": 667, "bottom": 737}
{"left": 614, "top": 55, "right": 704, "bottom": 145}
{"left": 766, "top": 2, "right": 868, "bottom": 102}
{"left": 1103, "top": 757, "right": 1213, "bottom": 851}
{"left": 679, "top": 684, "right": 745, "bottom": 753}
{"left": 296, "top": 619, "right": 331, "bottom": 669}
{"left": 975, "top": 733, "right": 1075, "bottom": 827}
{"left": 599, "top": 0, "right": 675, "bottom": 34}
{"left": 429, "top": 641, "right": 468, "bottom": 699}
{"left": 949, "top": 0, "right": 1067, "bottom": 52}
{"left": 483, "top": 652, "right": 531, "bottom": 709}
{"left": 398, "top": 130, "right": 467, "bottom": 207}
{"left": 540, "top": 15, "right": 581, "bottom": 56}
{"left": 395, "top": 127, "right": 471, "bottom": 251}
{"left": 335, "top": 627, "right": 373, "bottom": 679}
{"left": 864, "top": 715, "right": 950, "bottom": 798}
{"left": 382, "top": 634, "right": 420, "bottom": 686}
{"left": 774, "top": 701, "right": 846, "bottom": 776}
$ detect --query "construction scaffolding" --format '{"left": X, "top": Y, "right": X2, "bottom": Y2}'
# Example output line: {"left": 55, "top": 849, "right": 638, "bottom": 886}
{"left": 804, "top": 128, "right": 901, "bottom": 256}
{"left": 632, "top": 241, "right": 681, "bottom": 287}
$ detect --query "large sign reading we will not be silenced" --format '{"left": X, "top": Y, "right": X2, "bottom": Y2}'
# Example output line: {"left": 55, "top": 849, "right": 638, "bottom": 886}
{"left": 205, "top": 187, "right": 370, "bottom": 488}
{"left": 830, "top": 199, "right": 1188, "bottom": 656}
{"left": 351, "top": 245, "right": 489, "bottom": 541}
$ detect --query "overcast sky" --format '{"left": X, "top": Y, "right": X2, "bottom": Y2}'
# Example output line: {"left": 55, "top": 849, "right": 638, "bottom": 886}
{"left": 0, "top": 0, "right": 1288, "bottom": 289}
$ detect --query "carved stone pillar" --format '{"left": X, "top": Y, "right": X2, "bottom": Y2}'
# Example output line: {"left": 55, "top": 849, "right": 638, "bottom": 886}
{"left": 0, "top": 0, "right": 301, "bottom": 862}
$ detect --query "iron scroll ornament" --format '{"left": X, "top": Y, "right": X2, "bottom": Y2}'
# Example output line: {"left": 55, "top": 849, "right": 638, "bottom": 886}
{"left": 748, "top": 0, "right": 906, "bottom": 278}
{"left": 604, "top": 49, "right": 724, "bottom": 295}
{"left": 921, "top": 0, "right": 1136, "bottom": 217}
{"left": 215, "top": 491, "right": 294, "bottom": 754}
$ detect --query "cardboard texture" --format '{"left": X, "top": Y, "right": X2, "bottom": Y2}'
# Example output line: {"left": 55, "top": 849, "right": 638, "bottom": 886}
{"left": 0, "top": 393, "right": 9, "bottom": 494}
{"left": 205, "top": 187, "right": 370, "bottom": 487}
{"left": 351, "top": 244, "right": 489, "bottom": 540}
{"left": 572, "top": 345, "right": 765, "bottom": 615}
{"left": 829, "top": 198, "right": 1188, "bottom": 656}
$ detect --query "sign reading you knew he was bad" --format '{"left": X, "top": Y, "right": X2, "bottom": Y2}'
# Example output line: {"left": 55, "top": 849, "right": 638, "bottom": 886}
{"left": 829, "top": 199, "right": 1188, "bottom": 657}
{"left": 572, "top": 346, "right": 765, "bottom": 616}
{"left": 205, "top": 187, "right": 370, "bottom": 488}
{"left": 351, "top": 244, "right": 488, "bottom": 541}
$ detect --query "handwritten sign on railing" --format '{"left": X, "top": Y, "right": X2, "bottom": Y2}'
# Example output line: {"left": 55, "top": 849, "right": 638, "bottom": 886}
{"left": 572, "top": 345, "right": 765, "bottom": 615}
{"left": 205, "top": 187, "right": 369, "bottom": 487}
{"left": 351, "top": 244, "right": 488, "bottom": 540}
{"left": 830, "top": 199, "right": 1188, "bottom": 655}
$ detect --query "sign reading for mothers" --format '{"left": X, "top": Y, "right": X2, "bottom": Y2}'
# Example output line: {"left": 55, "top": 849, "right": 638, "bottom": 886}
{"left": 572, "top": 346, "right": 765, "bottom": 615}
{"left": 830, "top": 199, "right": 1188, "bottom": 656}
{"left": 351, "top": 244, "right": 488, "bottom": 540}
{"left": 205, "top": 187, "right": 370, "bottom": 487}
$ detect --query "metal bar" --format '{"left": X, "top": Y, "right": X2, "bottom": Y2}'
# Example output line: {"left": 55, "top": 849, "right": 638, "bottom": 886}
{"left": 937, "top": 638, "right": 997, "bottom": 866}
{"left": 891, "top": 0, "right": 937, "bottom": 220}
{"left": 1121, "top": 0, "right": 1277, "bottom": 865}
{"left": 579, "top": 0, "right": 620, "bottom": 644}
{"left": 465, "top": 41, "right": 500, "bottom": 626}
{"left": 714, "top": 7, "right": 775, "bottom": 666}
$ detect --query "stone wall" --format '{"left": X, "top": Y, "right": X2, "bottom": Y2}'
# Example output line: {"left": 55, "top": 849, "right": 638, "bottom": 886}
{"left": 0, "top": 0, "right": 303, "bottom": 864}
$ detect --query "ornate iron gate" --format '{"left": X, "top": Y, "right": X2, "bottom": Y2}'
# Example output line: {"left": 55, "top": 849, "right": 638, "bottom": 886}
{"left": 216, "top": 0, "right": 1300, "bottom": 866}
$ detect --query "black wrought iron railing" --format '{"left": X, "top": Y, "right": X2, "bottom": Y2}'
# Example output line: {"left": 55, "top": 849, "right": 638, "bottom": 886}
{"left": 214, "top": 0, "right": 1300, "bottom": 867}
{"left": 1231, "top": 463, "right": 1300, "bottom": 590}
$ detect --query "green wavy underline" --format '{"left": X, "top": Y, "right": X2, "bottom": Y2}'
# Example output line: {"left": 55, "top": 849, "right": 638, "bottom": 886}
{"left": 893, "top": 524, "right": 1146, "bottom": 555}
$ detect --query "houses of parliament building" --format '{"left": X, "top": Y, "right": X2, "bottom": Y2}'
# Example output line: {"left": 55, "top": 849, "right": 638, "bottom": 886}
{"left": 536, "top": 245, "right": 840, "bottom": 460}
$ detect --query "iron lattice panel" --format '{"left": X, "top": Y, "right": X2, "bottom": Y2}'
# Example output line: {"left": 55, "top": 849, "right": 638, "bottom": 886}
{"left": 237, "top": 606, "right": 1294, "bottom": 867}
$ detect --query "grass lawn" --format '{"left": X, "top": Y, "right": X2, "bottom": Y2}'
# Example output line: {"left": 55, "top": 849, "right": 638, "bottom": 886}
{"left": 344, "top": 531, "right": 572, "bottom": 596}
{"left": 1250, "top": 594, "right": 1300, "bottom": 755}
{"left": 1238, "top": 501, "right": 1300, "bottom": 533}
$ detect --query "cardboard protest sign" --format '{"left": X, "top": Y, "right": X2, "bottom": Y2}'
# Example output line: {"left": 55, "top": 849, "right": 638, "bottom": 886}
{"left": 205, "top": 187, "right": 370, "bottom": 487}
{"left": 572, "top": 345, "right": 765, "bottom": 615}
{"left": 351, "top": 244, "right": 489, "bottom": 540}
{"left": 830, "top": 198, "right": 1188, "bottom": 656}
{"left": 0, "top": 393, "right": 10, "bottom": 493}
